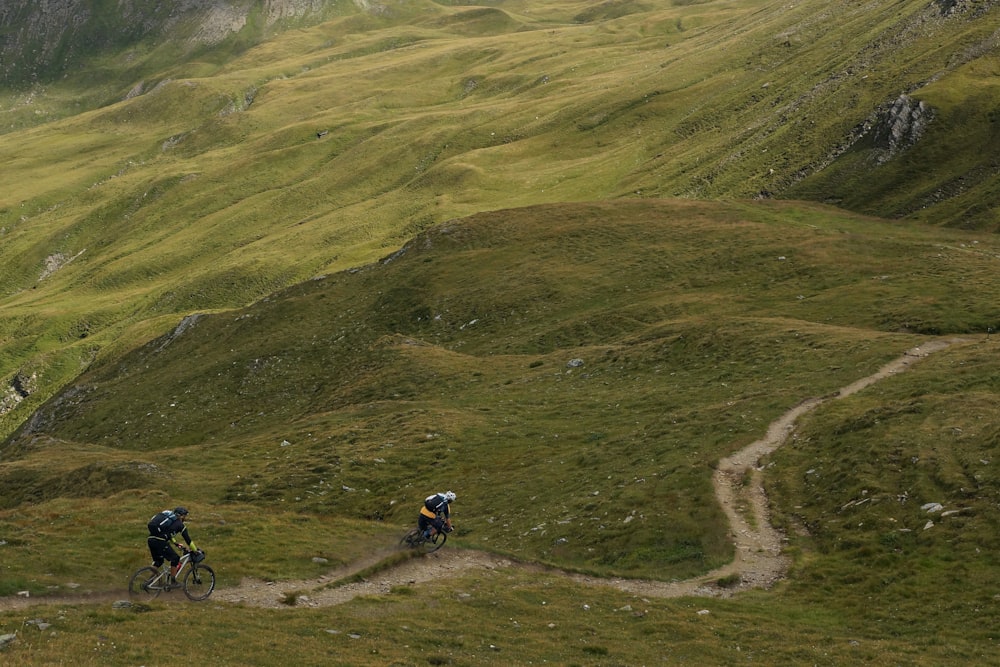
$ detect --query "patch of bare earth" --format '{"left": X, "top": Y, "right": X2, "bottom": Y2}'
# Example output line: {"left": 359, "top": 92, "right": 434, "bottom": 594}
{"left": 0, "top": 339, "right": 963, "bottom": 611}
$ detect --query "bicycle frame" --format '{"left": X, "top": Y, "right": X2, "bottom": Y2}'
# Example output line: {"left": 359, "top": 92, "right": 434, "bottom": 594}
{"left": 130, "top": 547, "right": 215, "bottom": 601}
{"left": 148, "top": 551, "right": 194, "bottom": 590}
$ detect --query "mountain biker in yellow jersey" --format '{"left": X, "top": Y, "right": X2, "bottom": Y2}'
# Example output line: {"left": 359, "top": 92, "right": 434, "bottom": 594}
{"left": 418, "top": 491, "right": 456, "bottom": 538}
{"left": 147, "top": 506, "right": 200, "bottom": 583}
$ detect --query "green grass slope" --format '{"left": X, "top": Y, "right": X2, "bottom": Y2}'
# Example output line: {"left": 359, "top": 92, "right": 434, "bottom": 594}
{"left": 1, "top": 200, "right": 999, "bottom": 664}
{"left": 2, "top": 0, "right": 999, "bottom": 444}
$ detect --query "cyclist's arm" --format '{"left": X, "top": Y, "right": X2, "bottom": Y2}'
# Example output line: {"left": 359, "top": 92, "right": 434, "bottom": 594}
{"left": 171, "top": 528, "right": 197, "bottom": 552}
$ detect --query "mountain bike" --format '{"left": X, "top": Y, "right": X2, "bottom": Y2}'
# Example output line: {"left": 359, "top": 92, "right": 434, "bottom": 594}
{"left": 128, "top": 548, "right": 216, "bottom": 601}
{"left": 399, "top": 521, "right": 452, "bottom": 554}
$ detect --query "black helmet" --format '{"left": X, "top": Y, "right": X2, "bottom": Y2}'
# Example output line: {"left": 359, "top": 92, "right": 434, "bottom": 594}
{"left": 174, "top": 506, "right": 189, "bottom": 516}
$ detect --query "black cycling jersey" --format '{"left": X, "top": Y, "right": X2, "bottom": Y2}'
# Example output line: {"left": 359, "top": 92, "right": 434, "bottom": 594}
{"left": 148, "top": 511, "right": 190, "bottom": 540}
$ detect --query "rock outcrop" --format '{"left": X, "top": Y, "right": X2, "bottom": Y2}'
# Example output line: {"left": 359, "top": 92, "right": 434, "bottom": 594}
{"left": 872, "top": 94, "right": 934, "bottom": 163}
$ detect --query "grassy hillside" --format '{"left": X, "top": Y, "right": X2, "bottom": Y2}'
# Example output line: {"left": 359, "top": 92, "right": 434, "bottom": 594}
{"left": 1, "top": 200, "right": 999, "bottom": 664}
{"left": 2, "top": 0, "right": 999, "bottom": 444}
{"left": 2, "top": 1, "right": 1000, "bottom": 664}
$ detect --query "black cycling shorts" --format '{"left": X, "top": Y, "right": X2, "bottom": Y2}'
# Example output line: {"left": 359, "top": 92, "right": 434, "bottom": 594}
{"left": 147, "top": 535, "right": 180, "bottom": 567}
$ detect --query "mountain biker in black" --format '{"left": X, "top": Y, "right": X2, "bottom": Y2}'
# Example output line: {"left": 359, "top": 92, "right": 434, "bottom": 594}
{"left": 418, "top": 491, "right": 455, "bottom": 538}
{"left": 147, "top": 506, "right": 199, "bottom": 582}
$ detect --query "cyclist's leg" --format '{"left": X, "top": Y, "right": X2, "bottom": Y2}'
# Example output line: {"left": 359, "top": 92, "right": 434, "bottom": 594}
{"left": 417, "top": 514, "right": 432, "bottom": 538}
{"left": 168, "top": 547, "right": 182, "bottom": 580}
{"left": 148, "top": 536, "right": 168, "bottom": 569}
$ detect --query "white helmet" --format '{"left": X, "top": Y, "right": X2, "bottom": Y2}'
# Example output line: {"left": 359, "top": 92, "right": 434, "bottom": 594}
{"left": 444, "top": 491, "right": 456, "bottom": 502}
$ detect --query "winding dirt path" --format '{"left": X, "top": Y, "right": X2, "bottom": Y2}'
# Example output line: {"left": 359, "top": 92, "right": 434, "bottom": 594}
{"left": 0, "top": 339, "right": 960, "bottom": 611}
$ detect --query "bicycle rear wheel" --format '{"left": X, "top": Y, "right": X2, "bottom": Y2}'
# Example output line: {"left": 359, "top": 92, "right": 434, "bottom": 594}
{"left": 128, "top": 566, "right": 162, "bottom": 599}
{"left": 183, "top": 564, "right": 216, "bottom": 601}
{"left": 400, "top": 528, "right": 421, "bottom": 549}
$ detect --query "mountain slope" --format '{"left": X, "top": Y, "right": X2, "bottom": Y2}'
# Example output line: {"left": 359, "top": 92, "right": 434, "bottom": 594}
{"left": 1, "top": 200, "right": 998, "bottom": 664}
{"left": 5, "top": 198, "right": 999, "bottom": 574}
{"left": 1, "top": 1, "right": 998, "bottom": 442}
{"left": 2, "top": 4, "right": 1000, "bottom": 661}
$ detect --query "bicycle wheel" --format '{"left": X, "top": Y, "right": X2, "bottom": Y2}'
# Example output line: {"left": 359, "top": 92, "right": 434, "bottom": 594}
{"left": 400, "top": 528, "right": 421, "bottom": 549}
{"left": 183, "top": 564, "right": 216, "bottom": 601}
{"left": 422, "top": 531, "right": 446, "bottom": 554}
{"left": 128, "top": 566, "right": 162, "bottom": 599}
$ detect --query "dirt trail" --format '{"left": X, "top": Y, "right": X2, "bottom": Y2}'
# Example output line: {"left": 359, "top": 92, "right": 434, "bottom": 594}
{"left": 0, "top": 339, "right": 961, "bottom": 611}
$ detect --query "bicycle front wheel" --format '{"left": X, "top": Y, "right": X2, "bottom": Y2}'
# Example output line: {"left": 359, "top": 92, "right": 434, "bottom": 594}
{"left": 183, "top": 564, "right": 216, "bottom": 601}
{"left": 128, "top": 566, "right": 162, "bottom": 600}
{"left": 422, "top": 531, "right": 447, "bottom": 554}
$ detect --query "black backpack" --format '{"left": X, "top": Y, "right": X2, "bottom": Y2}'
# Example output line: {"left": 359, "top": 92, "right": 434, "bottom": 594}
{"left": 148, "top": 510, "right": 176, "bottom": 536}
{"left": 424, "top": 494, "right": 447, "bottom": 514}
